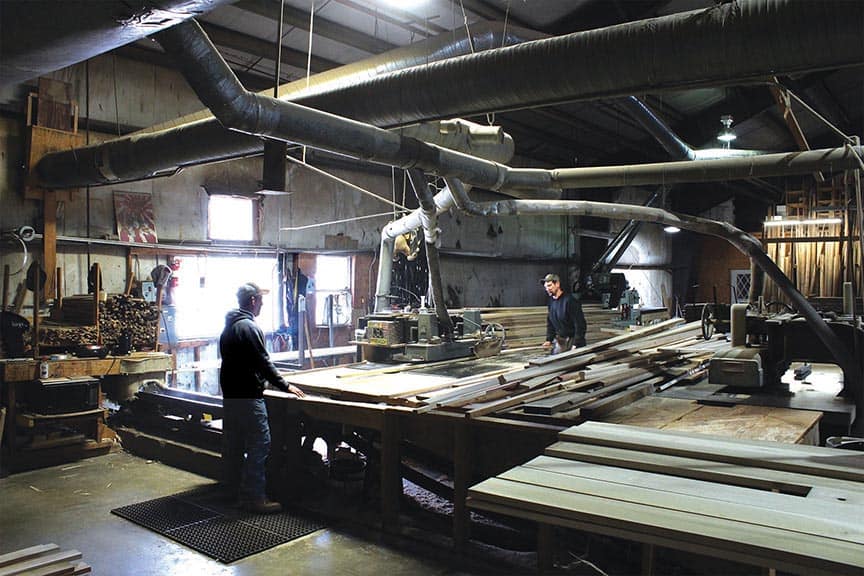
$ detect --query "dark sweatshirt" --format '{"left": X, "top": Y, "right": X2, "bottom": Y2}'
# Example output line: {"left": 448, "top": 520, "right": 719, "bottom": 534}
{"left": 219, "top": 308, "right": 289, "bottom": 398}
{"left": 546, "top": 293, "right": 587, "bottom": 344}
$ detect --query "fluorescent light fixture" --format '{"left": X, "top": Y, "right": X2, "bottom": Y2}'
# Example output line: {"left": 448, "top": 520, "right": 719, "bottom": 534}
{"left": 763, "top": 218, "right": 843, "bottom": 227}
{"left": 663, "top": 226, "right": 681, "bottom": 234}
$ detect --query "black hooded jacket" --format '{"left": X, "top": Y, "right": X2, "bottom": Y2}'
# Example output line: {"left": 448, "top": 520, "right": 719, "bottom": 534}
{"left": 219, "top": 308, "right": 288, "bottom": 398}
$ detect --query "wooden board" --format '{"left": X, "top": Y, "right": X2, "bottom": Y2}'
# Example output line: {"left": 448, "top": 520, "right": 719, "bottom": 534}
{"left": 514, "top": 456, "right": 862, "bottom": 536}
{"left": 0, "top": 353, "right": 173, "bottom": 382}
{"left": 284, "top": 356, "right": 528, "bottom": 402}
{"left": 544, "top": 441, "right": 864, "bottom": 503}
{"left": 25, "top": 126, "right": 83, "bottom": 200}
{"left": 560, "top": 421, "right": 864, "bottom": 482}
{"left": 468, "top": 476, "right": 864, "bottom": 574}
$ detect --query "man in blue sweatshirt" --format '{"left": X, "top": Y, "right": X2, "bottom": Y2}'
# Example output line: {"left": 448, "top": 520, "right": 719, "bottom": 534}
{"left": 542, "top": 273, "right": 587, "bottom": 355}
{"left": 220, "top": 282, "right": 305, "bottom": 514}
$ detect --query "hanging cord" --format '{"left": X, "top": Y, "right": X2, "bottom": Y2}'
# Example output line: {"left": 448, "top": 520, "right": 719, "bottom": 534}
{"left": 274, "top": 0, "right": 285, "bottom": 95}
{"left": 284, "top": 155, "right": 408, "bottom": 210}
{"left": 501, "top": 0, "right": 511, "bottom": 48}
{"left": 112, "top": 55, "right": 121, "bottom": 136}
{"left": 850, "top": 138, "right": 864, "bottom": 329}
{"left": 458, "top": 0, "right": 498, "bottom": 126}
{"left": 302, "top": 0, "right": 316, "bottom": 162}
{"left": 458, "top": 0, "right": 475, "bottom": 53}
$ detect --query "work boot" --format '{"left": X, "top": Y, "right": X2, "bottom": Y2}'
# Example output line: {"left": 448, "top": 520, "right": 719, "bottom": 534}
{"left": 243, "top": 498, "right": 282, "bottom": 514}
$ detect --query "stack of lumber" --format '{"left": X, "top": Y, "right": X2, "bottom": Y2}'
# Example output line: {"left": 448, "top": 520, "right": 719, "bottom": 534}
{"left": 283, "top": 353, "right": 530, "bottom": 406}
{"left": 283, "top": 318, "right": 722, "bottom": 420}
{"left": 474, "top": 307, "right": 546, "bottom": 348}
{"left": 414, "top": 318, "right": 718, "bottom": 422}
{"left": 582, "top": 303, "right": 625, "bottom": 342}
{"left": 468, "top": 422, "right": 864, "bottom": 576}
{"left": 472, "top": 304, "right": 623, "bottom": 349}
{"left": 0, "top": 543, "right": 90, "bottom": 575}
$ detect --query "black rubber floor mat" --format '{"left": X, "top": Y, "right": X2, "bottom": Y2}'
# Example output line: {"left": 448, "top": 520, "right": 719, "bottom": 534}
{"left": 112, "top": 485, "right": 324, "bottom": 563}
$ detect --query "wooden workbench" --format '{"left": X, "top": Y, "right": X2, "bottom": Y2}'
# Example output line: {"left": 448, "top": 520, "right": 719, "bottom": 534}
{"left": 0, "top": 353, "right": 173, "bottom": 473}
{"left": 265, "top": 356, "right": 827, "bottom": 551}
{"left": 468, "top": 421, "right": 864, "bottom": 575}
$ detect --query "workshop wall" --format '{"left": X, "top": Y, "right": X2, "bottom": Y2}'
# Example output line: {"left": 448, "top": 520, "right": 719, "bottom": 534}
{"left": 610, "top": 188, "right": 673, "bottom": 308}
{"left": 2, "top": 53, "right": 574, "bottom": 321}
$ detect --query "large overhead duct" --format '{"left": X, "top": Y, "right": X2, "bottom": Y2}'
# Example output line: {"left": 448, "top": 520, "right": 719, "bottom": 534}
{"left": 143, "top": 20, "right": 864, "bottom": 199}
{"left": 0, "top": 0, "right": 236, "bottom": 87}
{"left": 35, "top": 0, "right": 864, "bottom": 188}
{"left": 34, "top": 21, "right": 536, "bottom": 188}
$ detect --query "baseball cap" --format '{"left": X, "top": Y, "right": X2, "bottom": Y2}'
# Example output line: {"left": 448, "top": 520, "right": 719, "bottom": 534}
{"left": 541, "top": 273, "right": 560, "bottom": 283}
{"left": 237, "top": 282, "right": 270, "bottom": 303}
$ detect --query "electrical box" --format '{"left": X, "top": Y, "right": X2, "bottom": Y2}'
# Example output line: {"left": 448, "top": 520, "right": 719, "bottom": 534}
{"left": 366, "top": 320, "right": 403, "bottom": 346}
{"left": 141, "top": 281, "right": 156, "bottom": 302}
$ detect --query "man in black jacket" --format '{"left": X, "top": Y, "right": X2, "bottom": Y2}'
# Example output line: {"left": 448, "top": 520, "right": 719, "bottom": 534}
{"left": 220, "top": 282, "right": 305, "bottom": 514}
{"left": 542, "top": 273, "right": 587, "bottom": 355}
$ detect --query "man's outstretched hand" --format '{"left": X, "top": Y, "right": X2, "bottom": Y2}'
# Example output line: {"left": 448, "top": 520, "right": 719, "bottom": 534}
{"left": 287, "top": 384, "right": 306, "bottom": 398}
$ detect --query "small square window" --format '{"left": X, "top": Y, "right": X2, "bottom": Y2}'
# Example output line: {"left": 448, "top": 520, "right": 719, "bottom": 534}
{"left": 209, "top": 195, "right": 254, "bottom": 241}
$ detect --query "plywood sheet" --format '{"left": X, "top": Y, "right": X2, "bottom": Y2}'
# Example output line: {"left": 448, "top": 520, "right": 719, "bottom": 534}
{"left": 662, "top": 403, "right": 821, "bottom": 444}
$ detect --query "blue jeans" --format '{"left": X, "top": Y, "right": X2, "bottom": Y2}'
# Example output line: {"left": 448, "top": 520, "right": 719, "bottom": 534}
{"left": 222, "top": 398, "right": 271, "bottom": 500}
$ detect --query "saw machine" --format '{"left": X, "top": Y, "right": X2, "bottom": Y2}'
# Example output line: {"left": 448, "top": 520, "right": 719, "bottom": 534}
{"left": 354, "top": 308, "right": 502, "bottom": 363}
{"left": 707, "top": 302, "right": 863, "bottom": 406}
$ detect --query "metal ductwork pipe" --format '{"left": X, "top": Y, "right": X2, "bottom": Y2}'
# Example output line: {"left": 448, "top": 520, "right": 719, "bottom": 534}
{"left": 36, "top": 0, "right": 864, "bottom": 188}
{"left": 0, "top": 0, "right": 236, "bottom": 87}
{"left": 444, "top": 178, "right": 862, "bottom": 396}
{"left": 620, "top": 97, "right": 696, "bottom": 161}
{"left": 548, "top": 147, "right": 864, "bottom": 191}
{"left": 375, "top": 189, "right": 455, "bottom": 313}
{"left": 35, "top": 21, "right": 535, "bottom": 188}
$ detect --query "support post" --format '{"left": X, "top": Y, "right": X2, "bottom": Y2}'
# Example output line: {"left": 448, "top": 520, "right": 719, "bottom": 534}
{"left": 381, "top": 408, "right": 402, "bottom": 532}
{"left": 453, "top": 419, "right": 472, "bottom": 550}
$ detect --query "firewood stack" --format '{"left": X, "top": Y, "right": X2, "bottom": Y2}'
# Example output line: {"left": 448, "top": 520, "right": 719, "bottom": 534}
{"left": 39, "top": 294, "right": 158, "bottom": 351}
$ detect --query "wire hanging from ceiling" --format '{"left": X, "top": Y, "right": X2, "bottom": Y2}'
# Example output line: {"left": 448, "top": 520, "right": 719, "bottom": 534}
{"left": 303, "top": 0, "right": 316, "bottom": 162}
{"left": 457, "top": 0, "right": 497, "bottom": 126}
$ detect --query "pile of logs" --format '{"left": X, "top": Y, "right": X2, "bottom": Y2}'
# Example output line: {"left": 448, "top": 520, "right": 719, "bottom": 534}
{"left": 100, "top": 295, "right": 159, "bottom": 350}
{"left": 39, "top": 294, "right": 158, "bottom": 351}
{"left": 413, "top": 318, "right": 725, "bottom": 424}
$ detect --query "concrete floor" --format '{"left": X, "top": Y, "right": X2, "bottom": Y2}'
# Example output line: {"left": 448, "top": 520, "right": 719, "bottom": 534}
{"left": 0, "top": 452, "right": 502, "bottom": 575}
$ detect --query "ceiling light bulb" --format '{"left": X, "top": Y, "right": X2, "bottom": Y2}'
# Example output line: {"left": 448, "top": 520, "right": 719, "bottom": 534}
{"left": 664, "top": 226, "right": 681, "bottom": 234}
{"left": 717, "top": 114, "right": 736, "bottom": 144}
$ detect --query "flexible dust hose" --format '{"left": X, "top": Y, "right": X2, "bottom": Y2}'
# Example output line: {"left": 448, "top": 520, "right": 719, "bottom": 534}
{"left": 408, "top": 169, "right": 454, "bottom": 339}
